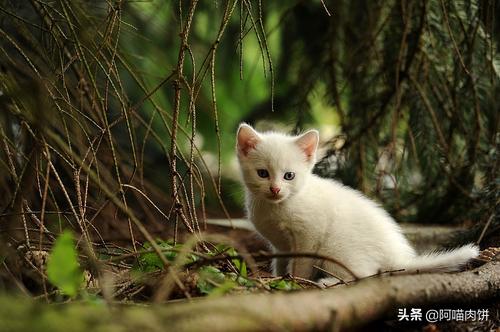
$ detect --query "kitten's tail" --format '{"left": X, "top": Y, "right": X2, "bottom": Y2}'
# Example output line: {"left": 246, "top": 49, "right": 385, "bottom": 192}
{"left": 404, "top": 243, "right": 479, "bottom": 273}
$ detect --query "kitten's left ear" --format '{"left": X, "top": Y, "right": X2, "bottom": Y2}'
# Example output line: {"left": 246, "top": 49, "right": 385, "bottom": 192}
{"left": 295, "top": 130, "right": 319, "bottom": 162}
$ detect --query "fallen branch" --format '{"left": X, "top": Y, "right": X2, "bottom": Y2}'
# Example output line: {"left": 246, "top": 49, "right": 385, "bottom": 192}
{"left": 185, "top": 250, "right": 359, "bottom": 280}
{"left": 2, "top": 261, "right": 499, "bottom": 331}
{"left": 158, "top": 260, "right": 500, "bottom": 331}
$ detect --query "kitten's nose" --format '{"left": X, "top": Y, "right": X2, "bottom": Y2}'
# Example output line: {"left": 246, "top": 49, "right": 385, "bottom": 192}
{"left": 270, "top": 186, "right": 280, "bottom": 195}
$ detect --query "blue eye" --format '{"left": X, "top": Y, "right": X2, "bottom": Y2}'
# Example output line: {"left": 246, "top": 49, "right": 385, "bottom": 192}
{"left": 284, "top": 172, "right": 295, "bottom": 180}
{"left": 257, "top": 169, "right": 269, "bottom": 178}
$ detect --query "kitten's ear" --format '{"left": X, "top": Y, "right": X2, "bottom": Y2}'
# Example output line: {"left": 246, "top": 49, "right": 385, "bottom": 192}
{"left": 237, "top": 124, "right": 261, "bottom": 156}
{"left": 296, "top": 130, "right": 319, "bottom": 162}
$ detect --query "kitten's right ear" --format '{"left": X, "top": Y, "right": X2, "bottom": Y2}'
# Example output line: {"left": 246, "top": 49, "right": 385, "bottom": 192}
{"left": 237, "top": 124, "right": 260, "bottom": 156}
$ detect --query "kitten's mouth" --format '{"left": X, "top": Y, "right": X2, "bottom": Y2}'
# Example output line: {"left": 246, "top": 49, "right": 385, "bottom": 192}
{"left": 267, "top": 194, "right": 285, "bottom": 202}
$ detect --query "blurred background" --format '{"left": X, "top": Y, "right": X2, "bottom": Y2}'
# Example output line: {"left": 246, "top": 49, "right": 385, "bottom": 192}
{"left": 0, "top": 0, "right": 498, "bottom": 250}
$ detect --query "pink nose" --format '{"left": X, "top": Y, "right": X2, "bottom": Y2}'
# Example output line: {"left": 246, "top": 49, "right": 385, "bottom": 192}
{"left": 270, "top": 187, "right": 280, "bottom": 195}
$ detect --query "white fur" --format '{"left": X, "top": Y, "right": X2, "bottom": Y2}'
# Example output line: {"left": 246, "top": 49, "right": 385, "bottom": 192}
{"left": 236, "top": 124, "right": 479, "bottom": 285}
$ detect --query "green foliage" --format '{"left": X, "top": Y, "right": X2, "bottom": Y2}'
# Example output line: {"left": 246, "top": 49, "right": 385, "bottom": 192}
{"left": 134, "top": 240, "right": 254, "bottom": 295}
{"left": 131, "top": 240, "right": 254, "bottom": 295}
{"left": 196, "top": 265, "right": 254, "bottom": 296}
{"left": 46, "top": 231, "right": 84, "bottom": 297}
{"left": 268, "top": 279, "right": 301, "bottom": 291}
{"left": 135, "top": 240, "right": 198, "bottom": 272}
{"left": 195, "top": 245, "right": 256, "bottom": 295}
{"left": 196, "top": 266, "right": 233, "bottom": 295}
{"left": 211, "top": 244, "right": 247, "bottom": 278}
{"left": 259, "top": 0, "right": 500, "bottom": 224}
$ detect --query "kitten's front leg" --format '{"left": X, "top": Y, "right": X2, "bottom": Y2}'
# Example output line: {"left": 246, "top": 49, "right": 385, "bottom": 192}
{"left": 271, "top": 257, "right": 289, "bottom": 276}
{"left": 289, "top": 257, "right": 315, "bottom": 279}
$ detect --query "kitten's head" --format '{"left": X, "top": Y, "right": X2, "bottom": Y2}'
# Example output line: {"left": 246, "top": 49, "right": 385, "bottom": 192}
{"left": 236, "top": 123, "right": 319, "bottom": 203}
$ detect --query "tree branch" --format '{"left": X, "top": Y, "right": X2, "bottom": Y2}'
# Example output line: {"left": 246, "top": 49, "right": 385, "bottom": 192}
{"left": 2, "top": 261, "right": 498, "bottom": 331}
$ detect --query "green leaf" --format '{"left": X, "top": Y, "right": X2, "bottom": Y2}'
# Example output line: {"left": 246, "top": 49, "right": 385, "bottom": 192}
{"left": 227, "top": 272, "right": 254, "bottom": 287}
{"left": 46, "top": 230, "right": 84, "bottom": 297}
{"left": 196, "top": 266, "right": 226, "bottom": 294}
{"left": 136, "top": 241, "right": 172, "bottom": 272}
{"left": 233, "top": 259, "right": 247, "bottom": 278}
{"left": 268, "top": 279, "right": 300, "bottom": 291}
{"left": 207, "top": 279, "right": 237, "bottom": 297}
{"left": 137, "top": 251, "right": 164, "bottom": 272}
{"left": 211, "top": 244, "right": 247, "bottom": 277}
{"left": 135, "top": 240, "right": 197, "bottom": 272}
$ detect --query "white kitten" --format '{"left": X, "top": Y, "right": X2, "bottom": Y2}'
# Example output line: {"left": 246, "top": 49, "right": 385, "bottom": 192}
{"left": 236, "top": 123, "right": 479, "bottom": 286}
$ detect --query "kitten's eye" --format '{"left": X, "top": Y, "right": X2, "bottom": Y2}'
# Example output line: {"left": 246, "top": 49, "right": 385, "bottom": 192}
{"left": 257, "top": 169, "right": 269, "bottom": 178}
{"left": 284, "top": 172, "right": 295, "bottom": 180}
